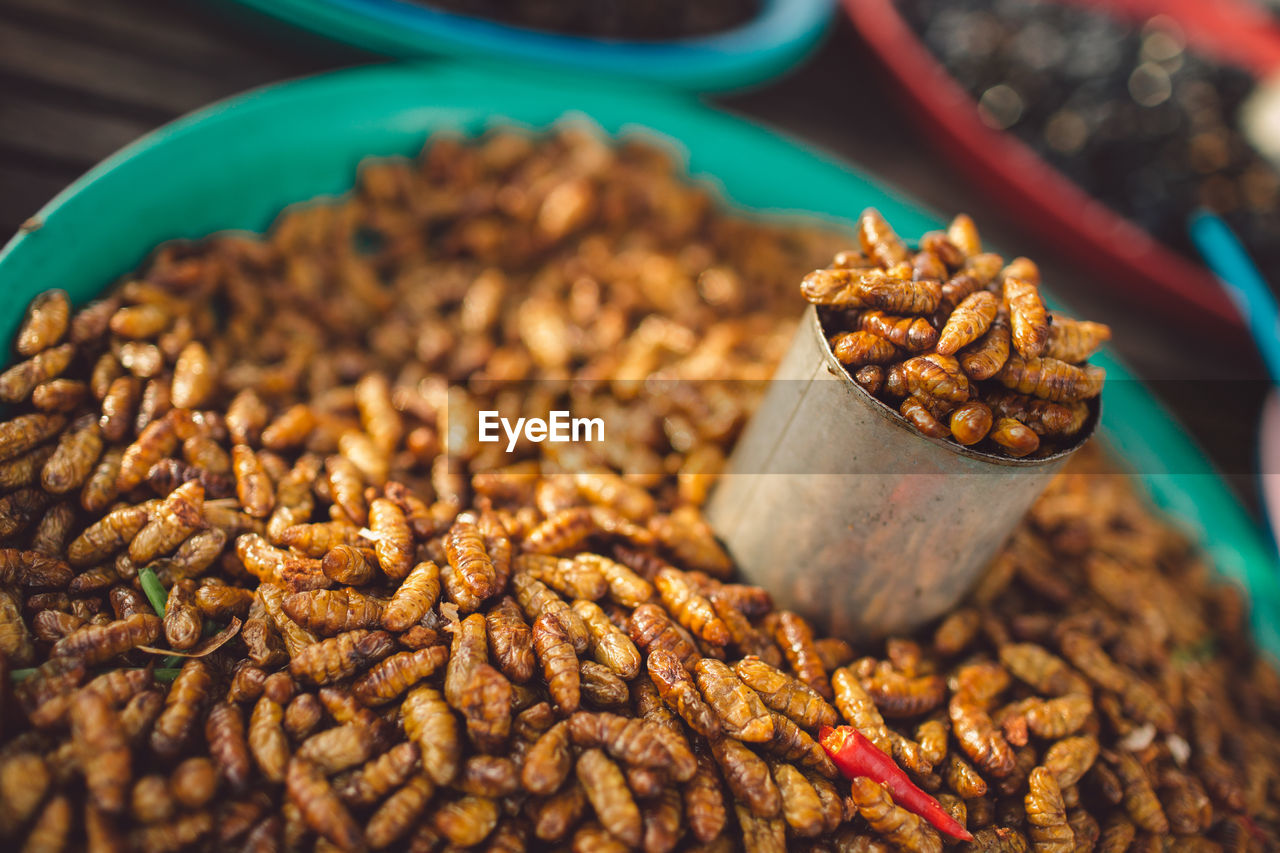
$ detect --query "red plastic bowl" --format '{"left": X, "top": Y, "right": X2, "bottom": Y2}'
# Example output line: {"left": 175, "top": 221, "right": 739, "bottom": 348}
{"left": 844, "top": 0, "right": 1280, "bottom": 335}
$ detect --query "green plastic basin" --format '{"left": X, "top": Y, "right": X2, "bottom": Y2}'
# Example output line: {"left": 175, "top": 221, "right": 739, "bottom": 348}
{"left": 2, "top": 61, "right": 1276, "bottom": 658}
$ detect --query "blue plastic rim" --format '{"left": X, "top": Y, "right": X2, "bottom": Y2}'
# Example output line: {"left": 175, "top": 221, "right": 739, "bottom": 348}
{"left": 215, "top": 0, "right": 835, "bottom": 91}
{"left": 2, "top": 61, "right": 1276, "bottom": 659}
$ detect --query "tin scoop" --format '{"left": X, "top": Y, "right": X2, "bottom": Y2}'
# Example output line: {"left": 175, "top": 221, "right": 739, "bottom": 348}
{"left": 705, "top": 304, "right": 1097, "bottom": 639}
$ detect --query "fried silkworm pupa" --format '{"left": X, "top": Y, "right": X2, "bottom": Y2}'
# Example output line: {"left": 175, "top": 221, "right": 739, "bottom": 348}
{"left": 580, "top": 659, "right": 628, "bottom": 708}
{"left": 862, "top": 666, "right": 947, "bottom": 718}
{"left": 575, "top": 552, "right": 653, "bottom": 608}
{"left": 769, "top": 760, "right": 826, "bottom": 838}
{"left": 16, "top": 289, "right": 70, "bottom": 356}
{"left": 572, "top": 598, "right": 641, "bottom": 679}
{"left": 446, "top": 514, "right": 497, "bottom": 598}
{"left": 131, "top": 774, "right": 174, "bottom": 824}
{"left": 639, "top": 787, "right": 683, "bottom": 853}
{"left": 985, "top": 390, "right": 1089, "bottom": 438}
{"left": 52, "top": 611, "right": 162, "bottom": 665}
{"left": 513, "top": 699, "right": 557, "bottom": 741}
{"left": 847, "top": 777, "right": 943, "bottom": 853}
{"left": 511, "top": 571, "right": 590, "bottom": 653}
{"left": 289, "top": 628, "right": 395, "bottom": 685}
{"left": 40, "top": 416, "right": 102, "bottom": 495}
{"left": 0, "top": 444, "right": 56, "bottom": 492}
{"left": 1004, "top": 275, "right": 1049, "bottom": 359}
{"left": 70, "top": 686, "right": 131, "bottom": 814}
{"left": 831, "top": 330, "right": 900, "bottom": 366}
{"left": 522, "top": 719, "right": 573, "bottom": 795}
{"left": 857, "top": 208, "right": 910, "bottom": 267}
{"left": 531, "top": 781, "right": 588, "bottom": 842}
{"left": 773, "top": 611, "right": 833, "bottom": 700}
{"left": 382, "top": 560, "right": 440, "bottom": 632}
{"left": 369, "top": 497, "right": 413, "bottom": 581}
{"left": 766, "top": 712, "right": 837, "bottom": 778}
{"left": 949, "top": 401, "right": 993, "bottom": 446}
{"left": 285, "top": 758, "right": 364, "bottom": 851}
{"left": 335, "top": 741, "right": 420, "bottom": 806}
{"left": 858, "top": 310, "right": 937, "bottom": 352}
{"left": 734, "top": 656, "right": 838, "bottom": 730}
{"left": 683, "top": 746, "right": 728, "bottom": 843}
{"left": 648, "top": 506, "right": 729, "bottom": 577}
{"left": 443, "top": 614, "right": 511, "bottom": 749}
{"left": 282, "top": 587, "right": 384, "bottom": 636}
{"left": 474, "top": 598, "right": 534, "bottom": 687}
{"left": 831, "top": 666, "right": 894, "bottom": 755}
{"left": 322, "top": 543, "right": 378, "bottom": 586}
{"left": 150, "top": 659, "right": 214, "bottom": 759}
{"left": 231, "top": 444, "right": 275, "bottom": 519}
{"left": 0, "top": 549, "right": 73, "bottom": 589}
{"left": 950, "top": 693, "right": 1017, "bottom": 779}
{"left": 227, "top": 661, "right": 267, "bottom": 704}
{"left": 648, "top": 648, "right": 722, "bottom": 738}
{"left": 573, "top": 469, "right": 655, "bottom": 522}
{"left": 205, "top": 701, "right": 252, "bottom": 794}
{"left": 66, "top": 503, "right": 149, "bottom": 567}
{"left": 940, "top": 213, "right": 979, "bottom": 258}
{"left": 116, "top": 416, "right": 178, "bottom": 492}
{"left": 0, "top": 343, "right": 74, "bottom": 404}
{"left": 403, "top": 686, "right": 460, "bottom": 786}
{"left": 1005, "top": 693, "right": 1093, "bottom": 739}
{"left": 902, "top": 353, "right": 969, "bottom": 405}
{"left": 854, "top": 364, "right": 886, "bottom": 394}
{"left": 1025, "top": 767, "right": 1073, "bottom": 853}
{"left": 998, "top": 643, "right": 1090, "bottom": 697}
{"left": 988, "top": 417, "right": 1040, "bottom": 458}
{"left": 958, "top": 317, "right": 1011, "bottom": 381}
{"left": 734, "top": 801, "right": 788, "bottom": 853}
{"left": 0, "top": 413, "right": 66, "bottom": 463}
{"left": 518, "top": 553, "right": 608, "bottom": 601}
{"left": 997, "top": 356, "right": 1104, "bottom": 404}
{"left": 522, "top": 506, "right": 599, "bottom": 555}
{"left": 24, "top": 795, "right": 74, "bottom": 853}
{"left": 168, "top": 759, "right": 215, "bottom": 811}
{"left": 1042, "top": 735, "right": 1099, "bottom": 790}
{"left": 694, "top": 657, "right": 774, "bottom": 742}
{"left": 576, "top": 748, "right": 642, "bottom": 847}
{"left": 432, "top": 795, "right": 500, "bottom": 848}
{"left": 531, "top": 612, "right": 580, "bottom": 714}
{"left": 278, "top": 520, "right": 363, "bottom": 557}
{"left": 1045, "top": 316, "right": 1111, "bottom": 363}
{"left": 163, "top": 579, "right": 202, "bottom": 650}
{"left": 367, "top": 774, "right": 434, "bottom": 849}
{"left": 709, "top": 736, "right": 781, "bottom": 819}
{"left": 629, "top": 602, "right": 701, "bottom": 672}
{"left": 260, "top": 403, "right": 317, "bottom": 451}
{"left": 319, "top": 452, "right": 364, "bottom": 523}
{"left": 0, "top": 752, "right": 51, "bottom": 833}
{"left": 567, "top": 711, "right": 693, "bottom": 779}
{"left": 353, "top": 645, "right": 450, "bottom": 706}
{"left": 1110, "top": 751, "right": 1169, "bottom": 835}
{"left": 654, "top": 567, "right": 731, "bottom": 646}
{"left": 247, "top": 696, "right": 288, "bottom": 783}
{"left": 937, "top": 290, "right": 998, "bottom": 355}
{"left": 296, "top": 722, "right": 379, "bottom": 775}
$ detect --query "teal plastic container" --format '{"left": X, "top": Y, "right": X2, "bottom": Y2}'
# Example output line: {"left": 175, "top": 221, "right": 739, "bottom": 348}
{"left": 217, "top": 0, "right": 834, "bottom": 91}
{"left": 3, "top": 62, "right": 1276, "bottom": 657}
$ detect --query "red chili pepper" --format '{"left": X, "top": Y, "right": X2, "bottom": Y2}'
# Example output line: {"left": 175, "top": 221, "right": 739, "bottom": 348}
{"left": 820, "top": 724, "right": 973, "bottom": 842}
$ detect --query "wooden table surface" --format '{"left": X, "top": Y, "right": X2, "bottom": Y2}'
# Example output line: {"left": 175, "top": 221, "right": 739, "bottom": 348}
{"left": 0, "top": 0, "right": 1269, "bottom": 516}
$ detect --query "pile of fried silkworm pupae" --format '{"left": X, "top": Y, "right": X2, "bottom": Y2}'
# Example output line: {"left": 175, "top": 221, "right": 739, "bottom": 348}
{"left": 802, "top": 209, "right": 1111, "bottom": 458}
{"left": 0, "top": 128, "right": 1275, "bottom": 853}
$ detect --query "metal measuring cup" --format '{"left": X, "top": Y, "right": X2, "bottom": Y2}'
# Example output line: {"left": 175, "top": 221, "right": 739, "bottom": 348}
{"left": 705, "top": 305, "right": 1097, "bottom": 639}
